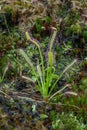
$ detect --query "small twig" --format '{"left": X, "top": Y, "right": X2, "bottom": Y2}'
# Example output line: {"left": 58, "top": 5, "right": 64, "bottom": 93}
{"left": 0, "top": 90, "right": 10, "bottom": 98}
{"left": 3, "top": 15, "right": 10, "bottom": 34}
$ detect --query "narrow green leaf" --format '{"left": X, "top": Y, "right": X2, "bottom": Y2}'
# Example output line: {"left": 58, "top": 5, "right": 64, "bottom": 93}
{"left": 37, "top": 64, "right": 42, "bottom": 78}
{"left": 0, "top": 77, "right": 2, "bottom": 83}
{"left": 37, "top": 64, "right": 44, "bottom": 89}
{"left": 40, "top": 114, "right": 48, "bottom": 120}
{"left": 48, "top": 51, "right": 54, "bottom": 67}
{"left": 26, "top": 32, "right": 40, "bottom": 49}
{"left": 19, "top": 49, "right": 34, "bottom": 69}
{"left": 50, "top": 27, "right": 57, "bottom": 51}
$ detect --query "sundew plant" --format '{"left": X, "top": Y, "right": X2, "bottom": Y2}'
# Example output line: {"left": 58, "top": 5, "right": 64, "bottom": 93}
{"left": 19, "top": 27, "right": 77, "bottom": 100}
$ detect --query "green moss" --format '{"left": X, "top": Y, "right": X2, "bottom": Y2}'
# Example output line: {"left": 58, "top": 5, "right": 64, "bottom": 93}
{"left": 52, "top": 113, "right": 87, "bottom": 130}
{"left": 70, "top": 23, "right": 82, "bottom": 34}
{"left": 82, "top": 31, "right": 87, "bottom": 40}
{"left": 79, "top": 77, "right": 87, "bottom": 91}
